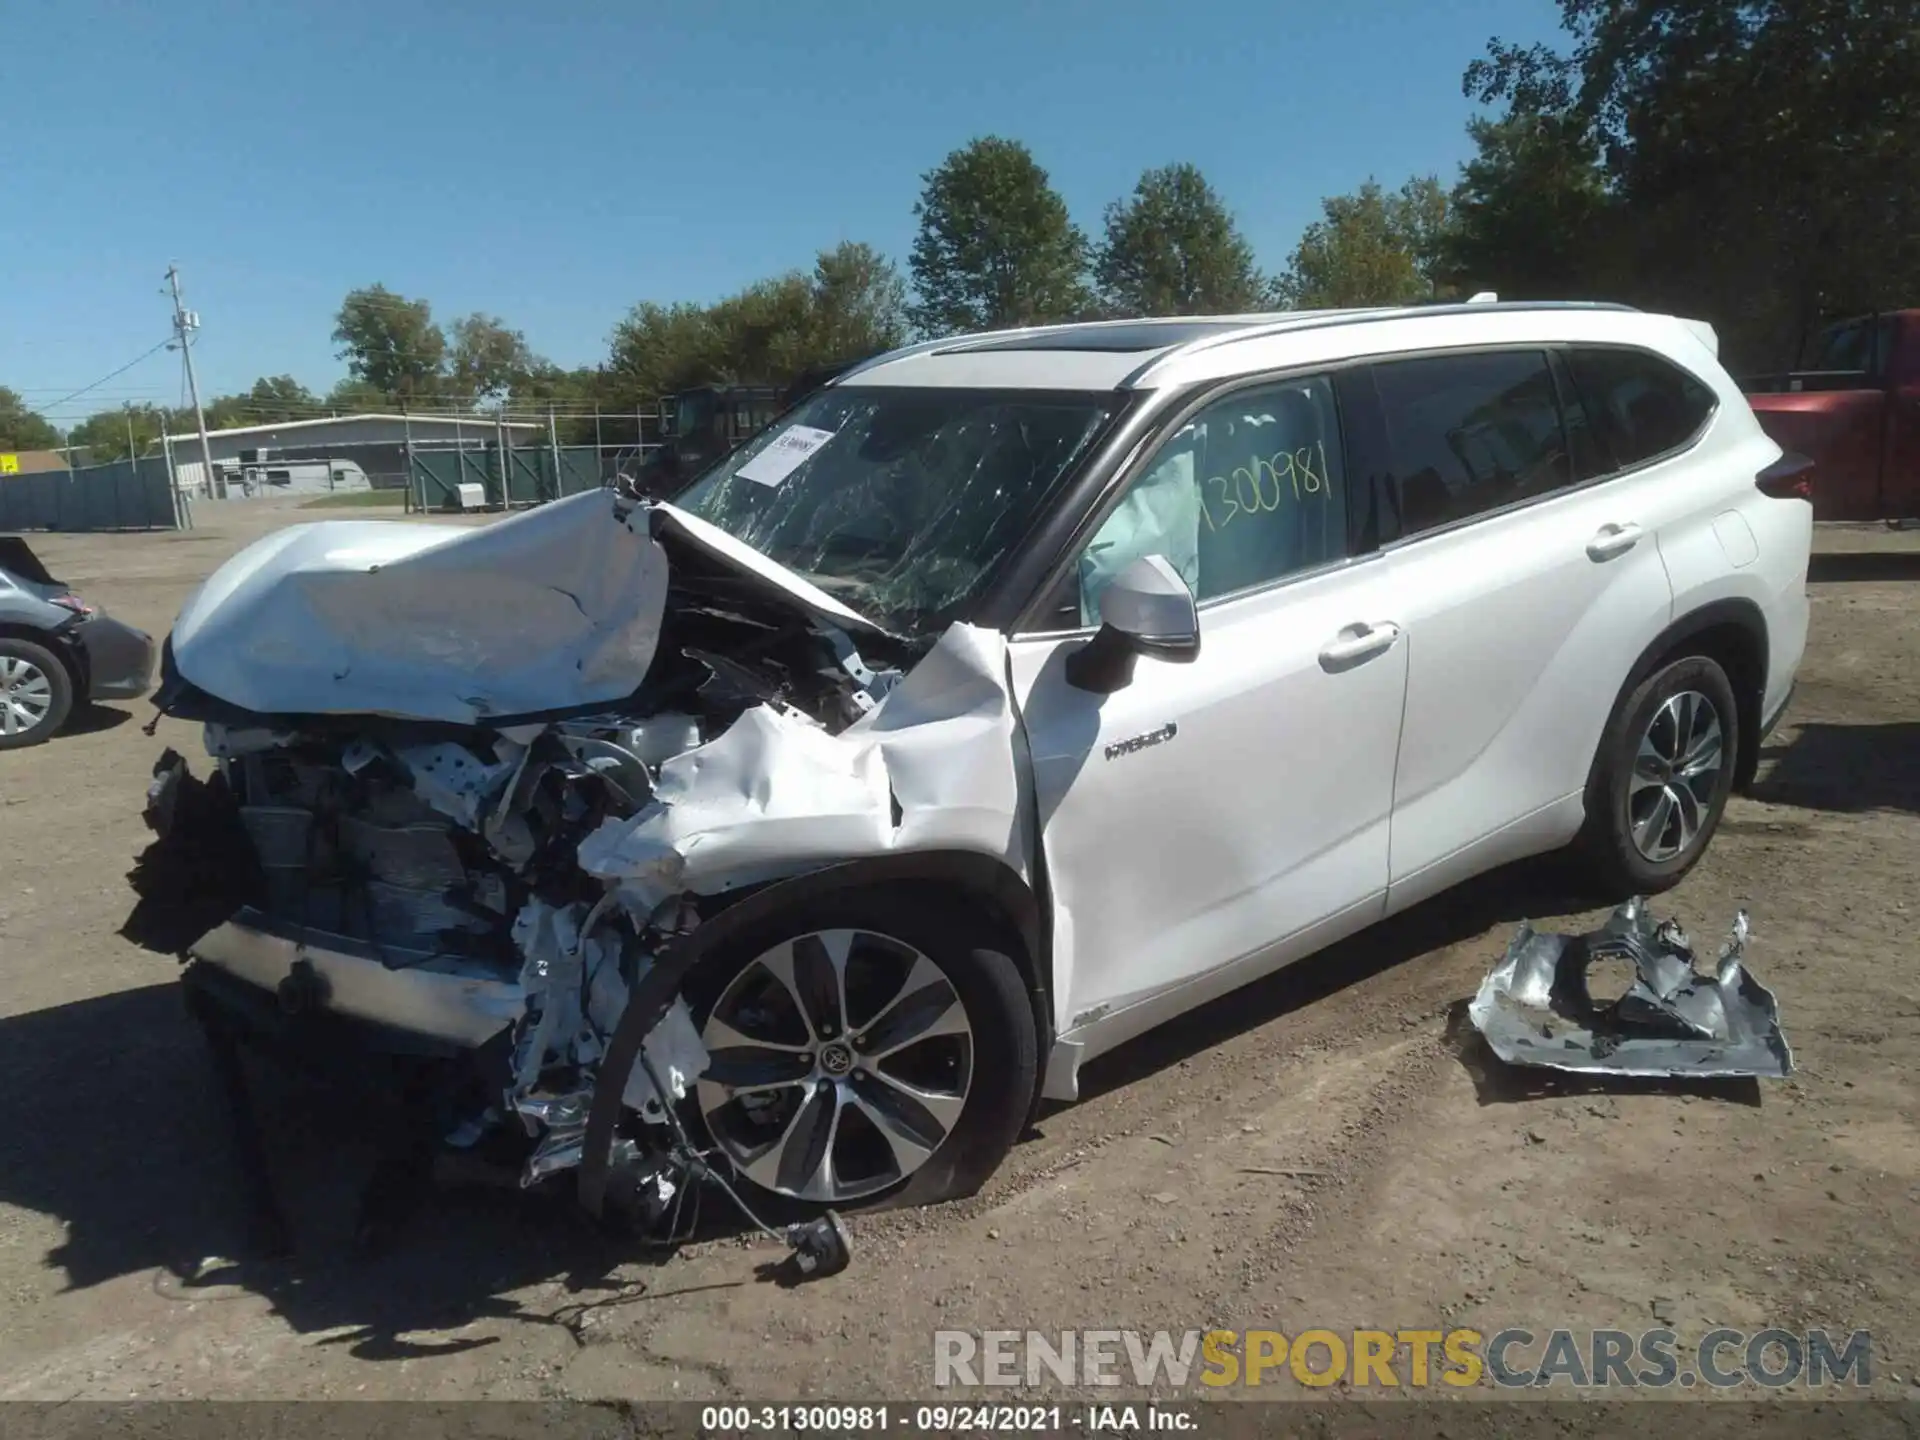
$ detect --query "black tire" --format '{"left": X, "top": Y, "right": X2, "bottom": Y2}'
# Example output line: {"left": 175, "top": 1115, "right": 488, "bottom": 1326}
{"left": 0, "top": 637, "right": 74, "bottom": 750}
{"left": 679, "top": 888, "right": 1039, "bottom": 1216}
{"left": 1578, "top": 654, "right": 1740, "bottom": 896}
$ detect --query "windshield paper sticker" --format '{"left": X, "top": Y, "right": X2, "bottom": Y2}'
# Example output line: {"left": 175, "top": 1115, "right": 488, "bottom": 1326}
{"left": 736, "top": 424, "right": 837, "bottom": 488}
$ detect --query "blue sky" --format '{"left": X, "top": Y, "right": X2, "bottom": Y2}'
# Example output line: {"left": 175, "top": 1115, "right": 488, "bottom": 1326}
{"left": 4, "top": 0, "right": 1563, "bottom": 424}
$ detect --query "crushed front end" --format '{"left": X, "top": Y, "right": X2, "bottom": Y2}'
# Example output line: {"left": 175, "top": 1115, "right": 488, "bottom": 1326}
{"left": 126, "top": 490, "right": 1023, "bottom": 1259}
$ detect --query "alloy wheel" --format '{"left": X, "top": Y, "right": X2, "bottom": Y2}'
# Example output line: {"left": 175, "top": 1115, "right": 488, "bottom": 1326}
{"left": 696, "top": 929, "right": 974, "bottom": 1203}
{"left": 0, "top": 656, "right": 55, "bottom": 738}
{"left": 1629, "top": 689, "right": 1725, "bottom": 862}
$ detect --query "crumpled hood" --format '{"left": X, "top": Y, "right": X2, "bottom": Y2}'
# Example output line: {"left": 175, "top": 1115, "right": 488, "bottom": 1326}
{"left": 168, "top": 491, "right": 888, "bottom": 724}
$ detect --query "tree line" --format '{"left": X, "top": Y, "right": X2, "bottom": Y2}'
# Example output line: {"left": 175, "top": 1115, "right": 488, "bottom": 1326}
{"left": 7, "top": 0, "right": 1914, "bottom": 460}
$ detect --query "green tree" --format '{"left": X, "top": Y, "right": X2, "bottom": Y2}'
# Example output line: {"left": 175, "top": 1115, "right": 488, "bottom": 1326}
{"left": 0, "top": 388, "right": 60, "bottom": 452}
{"left": 332, "top": 285, "right": 447, "bottom": 402}
{"left": 511, "top": 363, "right": 608, "bottom": 443}
{"left": 69, "top": 403, "right": 170, "bottom": 462}
{"left": 1468, "top": 0, "right": 1920, "bottom": 366}
{"left": 204, "top": 375, "right": 321, "bottom": 429}
{"left": 908, "top": 137, "right": 1091, "bottom": 335}
{"left": 1272, "top": 178, "right": 1452, "bottom": 309}
{"left": 606, "top": 301, "right": 723, "bottom": 401}
{"left": 511, "top": 362, "right": 602, "bottom": 408}
{"left": 449, "top": 313, "right": 534, "bottom": 403}
{"left": 1094, "top": 163, "right": 1266, "bottom": 317}
{"left": 807, "top": 241, "right": 909, "bottom": 360}
{"left": 1439, "top": 112, "right": 1615, "bottom": 301}
{"left": 706, "top": 273, "right": 820, "bottom": 383}
{"left": 324, "top": 377, "right": 392, "bottom": 413}
{"left": 606, "top": 243, "right": 910, "bottom": 401}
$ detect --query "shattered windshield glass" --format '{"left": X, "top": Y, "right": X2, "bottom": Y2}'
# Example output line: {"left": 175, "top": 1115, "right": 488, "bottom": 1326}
{"left": 671, "top": 386, "right": 1122, "bottom": 632}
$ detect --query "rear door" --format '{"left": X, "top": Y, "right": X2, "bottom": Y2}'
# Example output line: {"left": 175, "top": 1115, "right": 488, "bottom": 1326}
{"left": 1745, "top": 316, "right": 1886, "bottom": 521}
{"left": 1881, "top": 314, "right": 1920, "bottom": 518}
{"left": 1359, "top": 346, "right": 1696, "bottom": 912}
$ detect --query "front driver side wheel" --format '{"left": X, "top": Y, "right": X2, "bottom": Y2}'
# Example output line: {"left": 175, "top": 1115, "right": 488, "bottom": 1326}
{"left": 1580, "top": 654, "right": 1740, "bottom": 896}
{"left": 682, "top": 891, "right": 1039, "bottom": 1214}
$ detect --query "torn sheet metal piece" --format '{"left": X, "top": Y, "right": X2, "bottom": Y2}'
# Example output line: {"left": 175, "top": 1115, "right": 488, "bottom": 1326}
{"left": 503, "top": 897, "right": 710, "bottom": 1184}
{"left": 397, "top": 738, "right": 523, "bottom": 829}
{"left": 588, "top": 975, "right": 708, "bottom": 1120}
{"left": 1468, "top": 899, "right": 1794, "bottom": 1079}
{"left": 203, "top": 722, "right": 300, "bottom": 759}
{"left": 508, "top": 900, "right": 595, "bottom": 1099}
{"left": 574, "top": 621, "right": 1023, "bottom": 916}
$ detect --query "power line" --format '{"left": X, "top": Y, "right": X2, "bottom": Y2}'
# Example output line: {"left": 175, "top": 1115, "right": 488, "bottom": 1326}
{"left": 10, "top": 383, "right": 185, "bottom": 394}
{"left": 34, "top": 339, "right": 174, "bottom": 415}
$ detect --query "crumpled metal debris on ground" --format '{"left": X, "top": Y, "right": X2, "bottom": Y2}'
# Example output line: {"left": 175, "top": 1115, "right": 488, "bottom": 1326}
{"left": 1467, "top": 898, "right": 1794, "bottom": 1079}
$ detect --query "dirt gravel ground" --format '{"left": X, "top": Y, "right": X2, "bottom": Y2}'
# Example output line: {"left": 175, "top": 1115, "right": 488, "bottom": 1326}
{"left": 1, "top": 497, "right": 1917, "bottom": 1407}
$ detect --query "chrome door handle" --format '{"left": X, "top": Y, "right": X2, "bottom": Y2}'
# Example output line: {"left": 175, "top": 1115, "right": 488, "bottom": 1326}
{"left": 1587, "top": 522, "right": 1644, "bottom": 561}
{"left": 1319, "top": 622, "right": 1402, "bottom": 669}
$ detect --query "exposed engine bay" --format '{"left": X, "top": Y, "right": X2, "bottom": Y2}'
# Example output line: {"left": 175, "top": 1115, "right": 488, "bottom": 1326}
{"left": 125, "top": 492, "right": 1024, "bottom": 1273}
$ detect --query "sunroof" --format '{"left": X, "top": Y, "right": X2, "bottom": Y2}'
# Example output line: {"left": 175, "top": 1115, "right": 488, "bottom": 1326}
{"left": 934, "top": 319, "right": 1258, "bottom": 355}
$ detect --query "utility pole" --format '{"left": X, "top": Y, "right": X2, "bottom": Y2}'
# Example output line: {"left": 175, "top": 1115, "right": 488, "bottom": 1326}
{"left": 124, "top": 404, "right": 137, "bottom": 465}
{"left": 160, "top": 411, "right": 189, "bottom": 529}
{"left": 166, "top": 264, "right": 219, "bottom": 499}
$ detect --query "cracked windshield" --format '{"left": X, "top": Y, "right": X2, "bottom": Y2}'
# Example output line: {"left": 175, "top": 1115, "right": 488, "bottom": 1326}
{"left": 673, "top": 388, "right": 1120, "bottom": 632}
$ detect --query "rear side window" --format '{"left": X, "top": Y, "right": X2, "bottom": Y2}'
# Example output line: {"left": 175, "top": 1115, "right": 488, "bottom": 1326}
{"left": 1806, "top": 317, "right": 1878, "bottom": 374}
{"left": 1371, "top": 350, "right": 1570, "bottom": 539}
{"left": 1566, "top": 347, "right": 1716, "bottom": 475}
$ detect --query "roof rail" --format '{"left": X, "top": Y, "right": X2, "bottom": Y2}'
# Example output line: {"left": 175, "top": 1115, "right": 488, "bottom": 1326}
{"left": 1129, "top": 300, "right": 1642, "bottom": 385}
{"left": 840, "top": 299, "right": 1644, "bottom": 389}
{"left": 833, "top": 314, "right": 1151, "bottom": 383}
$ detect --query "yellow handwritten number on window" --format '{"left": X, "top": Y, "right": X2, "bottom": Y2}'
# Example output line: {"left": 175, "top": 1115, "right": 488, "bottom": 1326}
{"left": 1199, "top": 441, "right": 1332, "bottom": 532}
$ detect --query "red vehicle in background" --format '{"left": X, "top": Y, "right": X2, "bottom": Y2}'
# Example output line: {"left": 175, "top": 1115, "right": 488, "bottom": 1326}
{"left": 1741, "top": 310, "right": 1920, "bottom": 523}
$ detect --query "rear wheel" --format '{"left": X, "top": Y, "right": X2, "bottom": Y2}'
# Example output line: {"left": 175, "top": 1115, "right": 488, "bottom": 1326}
{"left": 684, "top": 892, "right": 1037, "bottom": 1213}
{"left": 1579, "top": 654, "right": 1739, "bottom": 895}
{"left": 0, "top": 638, "right": 73, "bottom": 749}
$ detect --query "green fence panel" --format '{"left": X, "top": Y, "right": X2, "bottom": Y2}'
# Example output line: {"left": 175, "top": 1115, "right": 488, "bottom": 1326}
{"left": 403, "top": 444, "right": 614, "bottom": 514}
{"left": 34, "top": 472, "right": 62, "bottom": 528}
{"left": 81, "top": 465, "right": 115, "bottom": 529}
{"left": 410, "top": 452, "right": 463, "bottom": 509}
{"left": 556, "top": 446, "right": 603, "bottom": 496}
{"left": 503, "top": 446, "right": 543, "bottom": 505}
{"left": 0, "top": 463, "right": 180, "bottom": 531}
{"left": 113, "top": 464, "right": 139, "bottom": 527}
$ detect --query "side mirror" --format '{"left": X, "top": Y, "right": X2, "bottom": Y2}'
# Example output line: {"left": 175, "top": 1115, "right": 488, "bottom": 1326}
{"left": 1064, "top": 554, "right": 1201, "bottom": 695}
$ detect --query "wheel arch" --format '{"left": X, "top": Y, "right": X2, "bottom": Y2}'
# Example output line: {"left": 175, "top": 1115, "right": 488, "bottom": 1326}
{"left": 0, "top": 622, "right": 83, "bottom": 693}
{"left": 576, "top": 849, "right": 1052, "bottom": 1218}
{"left": 1619, "top": 598, "right": 1770, "bottom": 790}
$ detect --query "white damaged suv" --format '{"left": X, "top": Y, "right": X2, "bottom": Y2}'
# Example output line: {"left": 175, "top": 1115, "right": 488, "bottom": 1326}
{"left": 139, "top": 302, "right": 1812, "bottom": 1224}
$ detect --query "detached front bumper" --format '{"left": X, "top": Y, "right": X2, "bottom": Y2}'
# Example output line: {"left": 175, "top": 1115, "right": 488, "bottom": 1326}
{"left": 189, "top": 910, "right": 525, "bottom": 1052}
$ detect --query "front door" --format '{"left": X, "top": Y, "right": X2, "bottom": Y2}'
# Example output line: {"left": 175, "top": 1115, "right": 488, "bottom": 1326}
{"left": 1008, "top": 374, "right": 1409, "bottom": 1041}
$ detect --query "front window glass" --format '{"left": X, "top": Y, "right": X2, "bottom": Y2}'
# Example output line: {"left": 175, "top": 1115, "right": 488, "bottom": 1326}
{"left": 674, "top": 391, "right": 716, "bottom": 439}
{"left": 674, "top": 386, "right": 1121, "bottom": 633}
{"left": 1075, "top": 376, "right": 1347, "bottom": 624}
